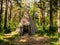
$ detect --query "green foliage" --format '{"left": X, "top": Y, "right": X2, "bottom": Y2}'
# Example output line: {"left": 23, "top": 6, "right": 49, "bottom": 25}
{"left": 4, "top": 20, "right": 19, "bottom": 34}
{"left": 0, "top": 35, "right": 4, "bottom": 42}
{"left": 0, "top": 0, "right": 58, "bottom": 45}
{"left": 10, "top": 21, "right": 18, "bottom": 31}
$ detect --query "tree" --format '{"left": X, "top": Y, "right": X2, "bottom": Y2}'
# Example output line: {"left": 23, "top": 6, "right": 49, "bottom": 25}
{"left": 16, "top": 0, "right": 22, "bottom": 21}
{"left": 8, "top": 0, "right": 12, "bottom": 31}
{"left": 4, "top": 0, "right": 8, "bottom": 32}
{"left": 0, "top": 0, "right": 3, "bottom": 32}
{"left": 49, "top": 0, "right": 53, "bottom": 34}
{"left": 58, "top": 0, "right": 60, "bottom": 43}
{"left": 9, "top": 0, "right": 12, "bottom": 21}
{"left": 36, "top": 0, "right": 45, "bottom": 30}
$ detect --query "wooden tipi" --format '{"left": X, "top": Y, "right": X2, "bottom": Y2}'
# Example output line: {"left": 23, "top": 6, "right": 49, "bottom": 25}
{"left": 15, "top": 10, "right": 38, "bottom": 35}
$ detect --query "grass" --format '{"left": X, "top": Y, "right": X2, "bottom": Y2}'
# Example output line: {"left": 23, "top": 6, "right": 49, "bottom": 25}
{"left": 36, "top": 23, "right": 58, "bottom": 41}
{"left": 34, "top": 24, "right": 58, "bottom": 45}
{"left": 0, "top": 31, "right": 19, "bottom": 45}
{"left": 33, "top": 32, "right": 58, "bottom": 45}
{"left": 50, "top": 36, "right": 58, "bottom": 45}
{"left": 0, "top": 31, "right": 58, "bottom": 45}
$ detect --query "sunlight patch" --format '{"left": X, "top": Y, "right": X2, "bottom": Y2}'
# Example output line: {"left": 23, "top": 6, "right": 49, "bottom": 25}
{"left": 19, "top": 39, "right": 27, "bottom": 42}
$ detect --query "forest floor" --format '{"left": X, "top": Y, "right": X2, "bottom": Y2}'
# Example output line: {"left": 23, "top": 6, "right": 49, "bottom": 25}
{"left": 12, "top": 34, "right": 51, "bottom": 45}
{"left": 0, "top": 33, "right": 51, "bottom": 45}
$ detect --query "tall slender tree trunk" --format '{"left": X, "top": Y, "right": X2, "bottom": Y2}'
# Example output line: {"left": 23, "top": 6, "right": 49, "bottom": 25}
{"left": 58, "top": 0, "right": 60, "bottom": 43}
{"left": 49, "top": 0, "right": 53, "bottom": 34}
{"left": 8, "top": 0, "right": 12, "bottom": 31}
{"left": 8, "top": 0, "right": 12, "bottom": 22}
{"left": 0, "top": 0, "right": 3, "bottom": 31}
{"left": 9, "top": 0, "right": 12, "bottom": 21}
{"left": 4, "top": 0, "right": 8, "bottom": 31}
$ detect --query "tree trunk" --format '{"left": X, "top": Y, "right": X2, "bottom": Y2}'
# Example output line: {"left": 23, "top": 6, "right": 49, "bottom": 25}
{"left": 0, "top": 0, "right": 3, "bottom": 32}
{"left": 9, "top": 0, "right": 12, "bottom": 21}
{"left": 8, "top": 0, "right": 12, "bottom": 31}
{"left": 4, "top": 0, "right": 8, "bottom": 31}
{"left": 58, "top": 0, "right": 60, "bottom": 43}
{"left": 49, "top": 0, "right": 53, "bottom": 34}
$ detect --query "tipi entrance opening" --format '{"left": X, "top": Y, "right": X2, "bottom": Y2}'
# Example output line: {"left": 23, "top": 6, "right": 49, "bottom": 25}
{"left": 23, "top": 25, "right": 28, "bottom": 35}
{"left": 23, "top": 25, "right": 31, "bottom": 35}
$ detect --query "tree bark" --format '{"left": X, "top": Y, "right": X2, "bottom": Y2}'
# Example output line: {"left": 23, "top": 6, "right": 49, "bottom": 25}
{"left": 8, "top": 0, "right": 12, "bottom": 31}
{"left": 58, "top": 0, "right": 60, "bottom": 43}
{"left": 9, "top": 0, "right": 12, "bottom": 21}
{"left": 4, "top": 0, "right": 8, "bottom": 31}
{"left": 49, "top": 0, "right": 53, "bottom": 34}
{"left": 0, "top": 0, "right": 3, "bottom": 31}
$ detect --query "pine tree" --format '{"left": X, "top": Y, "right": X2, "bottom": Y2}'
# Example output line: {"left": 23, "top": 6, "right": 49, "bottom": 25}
{"left": 0, "top": 0, "right": 3, "bottom": 32}
{"left": 4, "top": 0, "right": 8, "bottom": 32}
{"left": 49, "top": 0, "right": 53, "bottom": 34}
